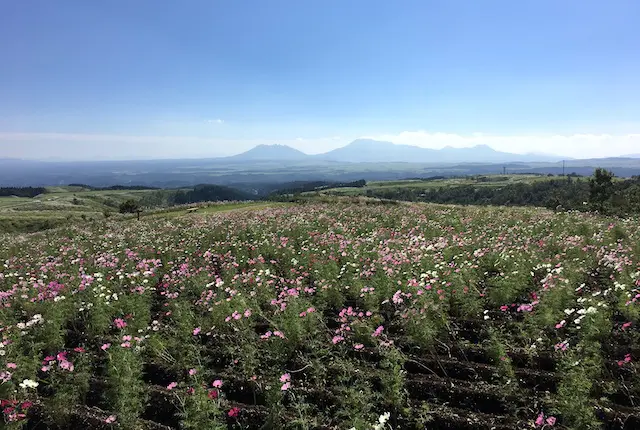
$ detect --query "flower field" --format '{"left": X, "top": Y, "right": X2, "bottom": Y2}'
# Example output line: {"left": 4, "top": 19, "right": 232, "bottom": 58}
{"left": 1, "top": 201, "right": 639, "bottom": 429}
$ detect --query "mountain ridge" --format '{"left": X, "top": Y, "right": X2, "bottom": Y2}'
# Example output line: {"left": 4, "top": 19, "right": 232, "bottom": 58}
{"left": 226, "top": 140, "right": 565, "bottom": 163}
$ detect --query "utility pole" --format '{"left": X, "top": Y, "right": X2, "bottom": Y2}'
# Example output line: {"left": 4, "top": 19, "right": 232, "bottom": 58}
{"left": 503, "top": 166, "right": 506, "bottom": 175}
{"left": 562, "top": 160, "right": 565, "bottom": 176}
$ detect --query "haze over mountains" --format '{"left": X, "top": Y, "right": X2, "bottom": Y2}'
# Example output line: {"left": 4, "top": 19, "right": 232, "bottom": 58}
{"left": 226, "top": 139, "right": 565, "bottom": 164}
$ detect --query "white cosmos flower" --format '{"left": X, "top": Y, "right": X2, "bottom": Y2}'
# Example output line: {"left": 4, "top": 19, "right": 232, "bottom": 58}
{"left": 19, "top": 379, "right": 39, "bottom": 389}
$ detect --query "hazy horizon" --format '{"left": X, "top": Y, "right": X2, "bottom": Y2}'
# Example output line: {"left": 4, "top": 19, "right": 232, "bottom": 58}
{"left": 2, "top": 1, "right": 639, "bottom": 161}
{"left": 2, "top": 135, "right": 640, "bottom": 162}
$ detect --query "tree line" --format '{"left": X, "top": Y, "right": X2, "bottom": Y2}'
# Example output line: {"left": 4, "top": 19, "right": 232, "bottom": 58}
{"left": 359, "top": 171, "right": 640, "bottom": 216}
{"left": 0, "top": 187, "right": 47, "bottom": 198}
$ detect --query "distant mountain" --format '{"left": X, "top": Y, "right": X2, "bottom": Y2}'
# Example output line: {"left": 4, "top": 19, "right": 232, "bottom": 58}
{"left": 315, "top": 139, "right": 563, "bottom": 163}
{"left": 226, "top": 144, "right": 308, "bottom": 161}
{"left": 623, "top": 153, "right": 640, "bottom": 158}
{"left": 317, "top": 139, "right": 430, "bottom": 163}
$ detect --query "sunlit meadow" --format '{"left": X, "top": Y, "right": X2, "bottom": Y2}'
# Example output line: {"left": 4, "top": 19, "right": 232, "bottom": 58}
{"left": 1, "top": 201, "right": 639, "bottom": 429}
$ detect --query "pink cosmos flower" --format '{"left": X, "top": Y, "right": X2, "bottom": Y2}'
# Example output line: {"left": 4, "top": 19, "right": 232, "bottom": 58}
{"left": 105, "top": 415, "right": 117, "bottom": 424}
{"left": 281, "top": 382, "right": 291, "bottom": 391}
{"left": 622, "top": 322, "right": 632, "bottom": 330}
{"left": 101, "top": 343, "right": 111, "bottom": 351}
{"left": 212, "top": 379, "right": 223, "bottom": 388}
{"left": 167, "top": 382, "right": 178, "bottom": 390}
{"left": 120, "top": 341, "right": 131, "bottom": 348}
{"left": 535, "top": 413, "right": 545, "bottom": 427}
{"left": 122, "top": 335, "right": 132, "bottom": 341}
{"left": 6, "top": 363, "right": 16, "bottom": 369}
{"left": 280, "top": 373, "right": 291, "bottom": 383}
{"left": 228, "top": 407, "right": 240, "bottom": 418}
{"left": 114, "top": 318, "right": 127, "bottom": 329}
{"left": 73, "top": 347, "right": 85, "bottom": 353}
{"left": 59, "top": 360, "right": 74, "bottom": 372}
{"left": 354, "top": 344, "right": 364, "bottom": 350}
{"left": 332, "top": 335, "right": 344, "bottom": 344}
{"left": 546, "top": 417, "right": 557, "bottom": 426}
{"left": 189, "top": 368, "right": 197, "bottom": 376}
{"left": 372, "top": 326, "right": 384, "bottom": 337}
{"left": 193, "top": 327, "right": 201, "bottom": 336}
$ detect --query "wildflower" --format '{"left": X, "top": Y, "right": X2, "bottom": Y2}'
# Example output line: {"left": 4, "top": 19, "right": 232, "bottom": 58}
{"left": 167, "top": 382, "right": 178, "bottom": 390}
{"left": 535, "top": 413, "right": 544, "bottom": 426}
{"left": 372, "top": 326, "right": 384, "bottom": 337}
{"left": 105, "top": 415, "right": 117, "bottom": 424}
{"left": 59, "top": 359, "right": 74, "bottom": 372}
{"left": 6, "top": 363, "right": 16, "bottom": 369}
{"left": 19, "top": 379, "right": 39, "bottom": 389}
{"left": 228, "top": 407, "right": 240, "bottom": 417}
{"left": 555, "top": 320, "right": 566, "bottom": 329}
{"left": 354, "top": 343, "right": 364, "bottom": 350}
{"left": 332, "top": 335, "right": 344, "bottom": 344}
{"left": 281, "top": 382, "right": 291, "bottom": 391}
{"left": 193, "top": 327, "right": 201, "bottom": 336}
{"left": 189, "top": 368, "right": 197, "bottom": 376}
{"left": 0, "top": 371, "right": 11, "bottom": 383}
{"left": 208, "top": 389, "right": 219, "bottom": 399}
{"left": 622, "top": 322, "right": 632, "bottom": 330}
{"left": 280, "top": 373, "right": 291, "bottom": 383}
{"left": 101, "top": 343, "right": 111, "bottom": 351}
{"left": 554, "top": 340, "right": 569, "bottom": 351}
{"left": 114, "top": 318, "right": 127, "bottom": 329}
{"left": 212, "top": 379, "right": 223, "bottom": 388}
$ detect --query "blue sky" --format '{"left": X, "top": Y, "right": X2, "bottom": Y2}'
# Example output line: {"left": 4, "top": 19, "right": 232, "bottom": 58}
{"left": 1, "top": 0, "right": 639, "bottom": 159}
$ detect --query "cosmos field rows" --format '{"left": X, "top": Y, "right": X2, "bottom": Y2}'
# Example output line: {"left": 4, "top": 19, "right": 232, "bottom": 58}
{"left": 1, "top": 202, "right": 639, "bottom": 429}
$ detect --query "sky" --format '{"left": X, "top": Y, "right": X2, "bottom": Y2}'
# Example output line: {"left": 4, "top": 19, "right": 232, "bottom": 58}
{"left": 1, "top": 0, "right": 640, "bottom": 160}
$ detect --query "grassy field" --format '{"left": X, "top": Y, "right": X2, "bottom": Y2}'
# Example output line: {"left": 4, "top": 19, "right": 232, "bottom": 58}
{"left": 0, "top": 199, "right": 639, "bottom": 429}
{"left": 314, "top": 175, "right": 567, "bottom": 196}
{"left": 0, "top": 187, "right": 163, "bottom": 233}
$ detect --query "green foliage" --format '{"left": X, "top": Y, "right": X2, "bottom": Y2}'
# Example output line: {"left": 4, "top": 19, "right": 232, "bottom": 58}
{"left": 119, "top": 199, "right": 141, "bottom": 214}
{"left": 589, "top": 168, "right": 615, "bottom": 213}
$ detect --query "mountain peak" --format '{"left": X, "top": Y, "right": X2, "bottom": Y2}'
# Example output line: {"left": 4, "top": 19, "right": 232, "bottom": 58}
{"left": 228, "top": 144, "right": 308, "bottom": 161}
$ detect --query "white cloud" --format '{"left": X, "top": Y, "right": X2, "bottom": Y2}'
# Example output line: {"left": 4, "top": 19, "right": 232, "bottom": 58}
{"left": 206, "top": 119, "right": 224, "bottom": 124}
{"left": 361, "top": 131, "right": 640, "bottom": 158}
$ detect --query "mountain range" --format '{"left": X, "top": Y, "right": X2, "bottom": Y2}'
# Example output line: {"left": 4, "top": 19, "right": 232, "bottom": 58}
{"left": 225, "top": 139, "right": 565, "bottom": 164}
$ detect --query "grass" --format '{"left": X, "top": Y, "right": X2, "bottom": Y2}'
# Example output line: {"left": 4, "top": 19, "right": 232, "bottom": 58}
{"left": 315, "top": 175, "right": 560, "bottom": 196}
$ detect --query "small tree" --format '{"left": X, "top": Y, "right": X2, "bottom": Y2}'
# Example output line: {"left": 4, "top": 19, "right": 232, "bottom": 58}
{"left": 589, "top": 168, "right": 614, "bottom": 213}
{"left": 119, "top": 199, "right": 140, "bottom": 214}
